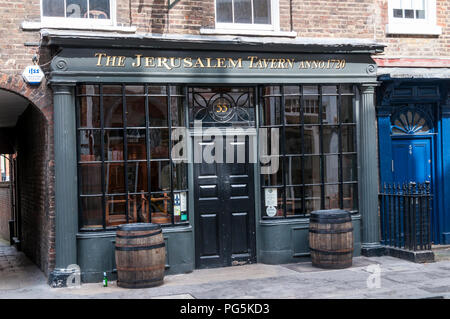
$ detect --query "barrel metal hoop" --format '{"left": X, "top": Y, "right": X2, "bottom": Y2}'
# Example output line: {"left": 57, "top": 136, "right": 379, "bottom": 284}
{"left": 115, "top": 243, "right": 165, "bottom": 251}
{"left": 116, "top": 265, "right": 165, "bottom": 272}
{"left": 309, "top": 228, "right": 354, "bottom": 234}
{"left": 116, "top": 229, "right": 162, "bottom": 239}
{"left": 309, "top": 218, "right": 352, "bottom": 224}
{"left": 309, "top": 247, "right": 353, "bottom": 255}
{"left": 118, "top": 277, "right": 164, "bottom": 285}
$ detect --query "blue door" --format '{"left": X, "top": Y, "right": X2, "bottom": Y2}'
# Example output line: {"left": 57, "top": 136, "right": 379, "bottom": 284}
{"left": 391, "top": 138, "right": 436, "bottom": 242}
{"left": 392, "top": 138, "right": 431, "bottom": 184}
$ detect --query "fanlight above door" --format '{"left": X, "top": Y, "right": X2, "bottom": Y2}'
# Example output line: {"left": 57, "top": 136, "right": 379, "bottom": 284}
{"left": 391, "top": 107, "right": 433, "bottom": 135}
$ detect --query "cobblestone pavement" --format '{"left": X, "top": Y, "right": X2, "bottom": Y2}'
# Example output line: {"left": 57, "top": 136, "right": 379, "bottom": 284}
{"left": 1, "top": 241, "right": 450, "bottom": 299}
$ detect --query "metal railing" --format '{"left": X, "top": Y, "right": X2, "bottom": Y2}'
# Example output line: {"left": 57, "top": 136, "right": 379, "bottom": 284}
{"left": 379, "top": 182, "right": 432, "bottom": 251}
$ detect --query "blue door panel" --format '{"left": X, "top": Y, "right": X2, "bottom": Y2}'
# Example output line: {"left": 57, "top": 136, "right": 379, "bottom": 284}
{"left": 392, "top": 139, "right": 431, "bottom": 184}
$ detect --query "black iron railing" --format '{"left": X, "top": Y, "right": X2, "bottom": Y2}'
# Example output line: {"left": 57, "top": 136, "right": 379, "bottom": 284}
{"left": 379, "top": 182, "right": 432, "bottom": 251}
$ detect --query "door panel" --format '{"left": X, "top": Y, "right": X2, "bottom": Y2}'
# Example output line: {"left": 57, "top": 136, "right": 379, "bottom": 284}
{"left": 392, "top": 139, "right": 431, "bottom": 184}
{"left": 194, "top": 135, "right": 256, "bottom": 268}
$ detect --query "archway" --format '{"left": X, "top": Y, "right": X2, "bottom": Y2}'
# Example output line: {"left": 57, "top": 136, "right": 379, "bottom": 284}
{"left": 0, "top": 77, "right": 54, "bottom": 277}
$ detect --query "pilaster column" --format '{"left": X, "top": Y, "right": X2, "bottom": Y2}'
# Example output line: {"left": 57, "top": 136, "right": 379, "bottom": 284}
{"left": 359, "top": 84, "right": 384, "bottom": 256}
{"left": 49, "top": 84, "right": 79, "bottom": 287}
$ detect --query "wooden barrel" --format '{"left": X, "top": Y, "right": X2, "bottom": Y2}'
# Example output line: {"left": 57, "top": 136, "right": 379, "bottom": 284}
{"left": 309, "top": 209, "right": 353, "bottom": 269}
{"left": 115, "top": 223, "right": 166, "bottom": 288}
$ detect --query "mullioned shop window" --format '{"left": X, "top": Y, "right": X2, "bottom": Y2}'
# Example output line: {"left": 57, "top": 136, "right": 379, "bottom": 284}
{"left": 76, "top": 84, "right": 187, "bottom": 230}
{"left": 260, "top": 85, "right": 358, "bottom": 218}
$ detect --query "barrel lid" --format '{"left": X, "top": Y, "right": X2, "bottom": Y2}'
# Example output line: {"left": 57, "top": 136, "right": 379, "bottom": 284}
{"left": 310, "top": 209, "right": 351, "bottom": 219}
{"left": 117, "top": 223, "right": 161, "bottom": 231}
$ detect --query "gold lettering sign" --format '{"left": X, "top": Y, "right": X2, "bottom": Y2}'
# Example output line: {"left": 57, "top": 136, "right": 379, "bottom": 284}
{"left": 94, "top": 53, "right": 347, "bottom": 70}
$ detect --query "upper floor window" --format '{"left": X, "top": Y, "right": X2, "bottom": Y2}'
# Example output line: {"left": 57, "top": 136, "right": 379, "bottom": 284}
{"left": 392, "top": 0, "right": 425, "bottom": 20}
{"left": 41, "top": 0, "right": 115, "bottom": 26}
{"left": 387, "top": 0, "right": 441, "bottom": 35}
{"left": 215, "top": 0, "right": 279, "bottom": 31}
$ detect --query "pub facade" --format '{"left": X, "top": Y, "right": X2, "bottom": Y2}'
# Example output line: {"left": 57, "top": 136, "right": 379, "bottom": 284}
{"left": 43, "top": 31, "right": 384, "bottom": 283}
{"left": 4, "top": 0, "right": 448, "bottom": 287}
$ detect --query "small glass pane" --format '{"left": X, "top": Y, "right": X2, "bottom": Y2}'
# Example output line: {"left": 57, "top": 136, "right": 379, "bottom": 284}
{"left": 79, "top": 96, "right": 100, "bottom": 128}
{"left": 303, "top": 85, "right": 319, "bottom": 95}
{"left": 325, "top": 184, "right": 340, "bottom": 209}
{"left": 340, "top": 84, "right": 354, "bottom": 94}
{"left": 323, "top": 155, "right": 339, "bottom": 183}
{"left": 89, "top": 0, "right": 110, "bottom": 19}
{"left": 404, "top": 9, "right": 414, "bottom": 18}
{"left": 322, "top": 126, "right": 339, "bottom": 154}
{"left": 42, "top": 0, "right": 64, "bottom": 17}
{"left": 303, "top": 126, "right": 320, "bottom": 154}
{"left": 103, "top": 85, "right": 122, "bottom": 95}
{"left": 261, "top": 96, "right": 282, "bottom": 126}
{"left": 340, "top": 95, "right": 354, "bottom": 123}
{"left": 262, "top": 158, "right": 283, "bottom": 186}
{"left": 303, "top": 156, "right": 321, "bottom": 185}
{"left": 126, "top": 96, "right": 146, "bottom": 127}
{"left": 150, "top": 128, "right": 169, "bottom": 159}
{"left": 171, "top": 96, "right": 186, "bottom": 127}
{"left": 127, "top": 129, "right": 146, "bottom": 160}
{"left": 343, "top": 183, "right": 358, "bottom": 211}
{"left": 105, "top": 163, "right": 125, "bottom": 194}
{"left": 79, "top": 163, "right": 102, "bottom": 194}
{"left": 216, "top": 0, "right": 233, "bottom": 23}
{"left": 286, "top": 186, "right": 303, "bottom": 216}
{"left": 416, "top": 10, "right": 425, "bottom": 19}
{"left": 80, "top": 197, "right": 103, "bottom": 228}
{"left": 342, "top": 126, "right": 356, "bottom": 153}
{"left": 151, "top": 161, "right": 171, "bottom": 192}
{"left": 303, "top": 96, "right": 320, "bottom": 124}
{"left": 104, "top": 130, "right": 124, "bottom": 161}
{"left": 343, "top": 154, "right": 357, "bottom": 182}
{"left": 253, "top": 0, "right": 271, "bottom": 24}
{"left": 103, "top": 96, "right": 123, "bottom": 128}
{"left": 322, "top": 96, "right": 338, "bottom": 125}
{"left": 285, "top": 156, "right": 302, "bottom": 185}
{"left": 79, "top": 130, "right": 102, "bottom": 161}
{"left": 129, "top": 194, "right": 149, "bottom": 223}
{"left": 284, "top": 86, "right": 300, "bottom": 95}
{"left": 125, "top": 85, "right": 145, "bottom": 95}
{"left": 393, "top": 9, "right": 403, "bottom": 18}
{"left": 149, "top": 96, "right": 168, "bottom": 127}
{"left": 105, "top": 195, "right": 126, "bottom": 226}
{"left": 285, "top": 127, "right": 302, "bottom": 154}
{"left": 127, "top": 162, "right": 148, "bottom": 193}
{"left": 235, "top": 0, "right": 252, "bottom": 23}
{"left": 322, "top": 85, "right": 337, "bottom": 95}
{"left": 173, "top": 162, "right": 188, "bottom": 190}
{"left": 284, "top": 96, "right": 301, "bottom": 124}
{"left": 304, "top": 185, "right": 321, "bottom": 213}
{"left": 151, "top": 193, "right": 172, "bottom": 224}
{"left": 66, "top": 0, "right": 87, "bottom": 18}
{"left": 148, "top": 86, "right": 167, "bottom": 95}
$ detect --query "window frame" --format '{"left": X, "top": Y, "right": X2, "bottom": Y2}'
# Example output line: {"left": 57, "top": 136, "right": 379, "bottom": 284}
{"left": 386, "top": 0, "right": 442, "bottom": 35}
{"left": 40, "top": 0, "right": 116, "bottom": 28}
{"left": 259, "top": 84, "right": 359, "bottom": 219}
{"left": 76, "top": 84, "right": 189, "bottom": 231}
{"left": 214, "top": 0, "right": 280, "bottom": 32}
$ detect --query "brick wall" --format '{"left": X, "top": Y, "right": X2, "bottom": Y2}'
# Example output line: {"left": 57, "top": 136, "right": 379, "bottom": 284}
{"left": 0, "top": 182, "right": 11, "bottom": 241}
{"left": 374, "top": 0, "right": 450, "bottom": 58}
{"left": 15, "top": 105, "right": 52, "bottom": 276}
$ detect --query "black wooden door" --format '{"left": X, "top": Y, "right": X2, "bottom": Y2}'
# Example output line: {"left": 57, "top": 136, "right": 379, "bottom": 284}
{"left": 194, "top": 135, "right": 256, "bottom": 268}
